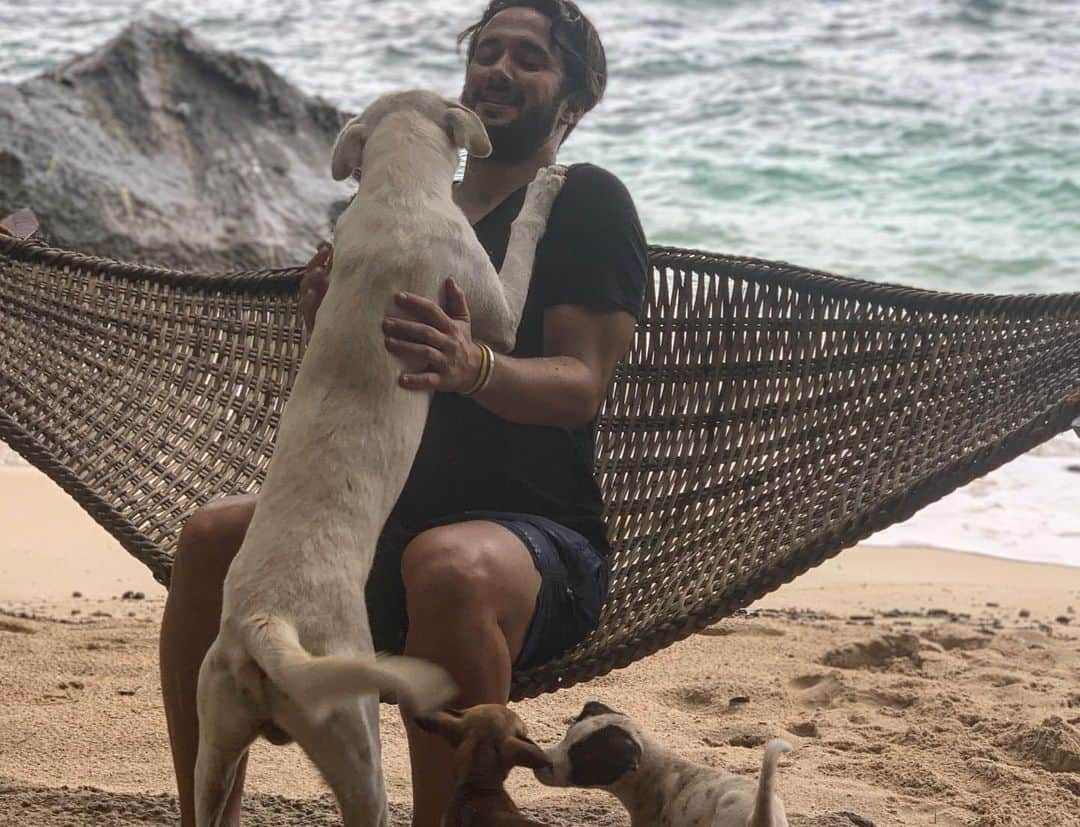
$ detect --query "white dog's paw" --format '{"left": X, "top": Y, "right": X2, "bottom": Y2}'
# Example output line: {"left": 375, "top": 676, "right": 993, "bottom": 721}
{"left": 522, "top": 164, "right": 568, "bottom": 217}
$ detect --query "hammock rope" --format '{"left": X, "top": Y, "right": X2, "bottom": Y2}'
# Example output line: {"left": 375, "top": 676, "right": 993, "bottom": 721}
{"left": 2, "top": 235, "right": 1078, "bottom": 700}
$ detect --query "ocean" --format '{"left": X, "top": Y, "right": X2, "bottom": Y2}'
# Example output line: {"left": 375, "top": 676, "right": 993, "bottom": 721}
{"left": 2, "top": 0, "right": 1077, "bottom": 566}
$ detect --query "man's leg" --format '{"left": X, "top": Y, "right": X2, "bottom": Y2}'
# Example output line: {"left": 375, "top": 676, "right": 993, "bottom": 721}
{"left": 160, "top": 494, "right": 257, "bottom": 827}
{"left": 399, "top": 521, "right": 542, "bottom": 827}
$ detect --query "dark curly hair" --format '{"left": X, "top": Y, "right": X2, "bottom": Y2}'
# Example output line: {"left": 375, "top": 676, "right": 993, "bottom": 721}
{"left": 458, "top": 0, "right": 607, "bottom": 134}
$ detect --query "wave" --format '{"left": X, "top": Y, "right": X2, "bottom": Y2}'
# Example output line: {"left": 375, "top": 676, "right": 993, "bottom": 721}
{"left": 868, "top": 433, "right": 1080, "bottom": 568}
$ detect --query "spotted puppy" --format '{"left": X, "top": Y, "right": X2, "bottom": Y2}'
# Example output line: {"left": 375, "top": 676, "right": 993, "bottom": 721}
{"left": 535, "top": 701, "right": 791, "bottom": 827}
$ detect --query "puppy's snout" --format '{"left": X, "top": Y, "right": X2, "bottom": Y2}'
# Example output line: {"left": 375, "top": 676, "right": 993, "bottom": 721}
{"left": 532, "top": 748, "right": 567, "bottom": 786}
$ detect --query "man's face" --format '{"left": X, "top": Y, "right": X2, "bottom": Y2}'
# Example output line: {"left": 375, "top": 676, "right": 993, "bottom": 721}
{"left": 460, "top": 7, "right": 570, "bottom": 162}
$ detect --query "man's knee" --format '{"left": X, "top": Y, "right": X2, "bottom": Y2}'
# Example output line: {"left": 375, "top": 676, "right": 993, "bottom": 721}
{"left": 399, "top": 530, "right": 497, "bottom": 613}
{"left": 174, "top": 495, "right": 256, "bottom": 579}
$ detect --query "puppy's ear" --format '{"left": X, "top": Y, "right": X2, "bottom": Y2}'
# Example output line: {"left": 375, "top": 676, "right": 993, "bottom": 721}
{"left": 445, "top": 102, "right": 492, "bottom": 158}
{"left": 506, "top": 736, "right": 552, "bottom": 771}
{"left": 576, "top": 701, "right": 621, "bottom": 722}
{"left": 331, "top": 116, "right": 370, "bottom": 181}
{"left": 568, "top": 725, "right": 642, "bottom": 787}
{"left": 414, "top": 708, "right": 467, "bottom": 746}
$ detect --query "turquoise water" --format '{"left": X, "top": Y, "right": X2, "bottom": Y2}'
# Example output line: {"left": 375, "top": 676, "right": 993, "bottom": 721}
{"left": 2, "top": 1, "right": 1078, "bottom": 564}
{"left": 2, "top": 0, "right": 1078, "bottom": 293}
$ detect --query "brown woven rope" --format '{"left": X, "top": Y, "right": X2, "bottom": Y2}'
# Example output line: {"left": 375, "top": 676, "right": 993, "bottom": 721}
{"left": 2, "top": 236, "right": 1078, "bottom": 700}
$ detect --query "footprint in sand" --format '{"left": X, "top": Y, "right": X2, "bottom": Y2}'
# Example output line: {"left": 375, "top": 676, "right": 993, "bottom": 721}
{"left": 668, "top": 684, "right": 719, "bottom": 709}
{"left": 856, "top": 688, "right": 917, "bottom": 710}
{"left": 971, "top": 669, "right": 1024, "bottom": 687}
{"left": 821, "top": 633, "right": 923, "bottom": 670}
{"left": 0, "top": 619, "right": 35, "bottom": 634}
{"left": 663, "top": 680, "right": 764, "bottom": 712}
{"left": 996, "top": 716, "right": 1080, "bottom": 773}
{"left": 791, "top": 672, "right": 917, "bottom": 712}
{"left": 791, "top": 672, "right": 833, "bottom": 690}
{"left": 791, "top": 672, "right": 846, "bottom": 707}
{"left": 920, "top": 624, "right": 993, "bottom": 652}
{"left": 799, "top": 815, "right": 878, "bottom": 827}
{"left": 786, "top": 720, "right": 820, "bottom": 738}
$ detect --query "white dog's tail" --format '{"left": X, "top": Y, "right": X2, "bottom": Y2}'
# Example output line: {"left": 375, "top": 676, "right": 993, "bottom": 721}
{"left": 747, "top": 738, "right": 792, "bottom": 827}
{"left": 243, "top": 615, "right": 456, "bottom": 724}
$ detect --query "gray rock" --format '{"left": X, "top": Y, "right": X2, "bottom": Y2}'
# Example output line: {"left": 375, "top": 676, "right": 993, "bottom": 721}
{"left": 0, "top": 15, "right": 353, "bottom": 270}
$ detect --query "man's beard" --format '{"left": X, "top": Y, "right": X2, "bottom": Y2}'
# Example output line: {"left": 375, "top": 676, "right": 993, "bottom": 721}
{"left": 462, "top": 89, "right": 561, "bottom": 163}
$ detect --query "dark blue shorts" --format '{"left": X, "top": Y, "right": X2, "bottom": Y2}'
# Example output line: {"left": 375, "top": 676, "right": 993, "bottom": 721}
{"left": 366, "top": 511, "right": 609, "bottom": 671}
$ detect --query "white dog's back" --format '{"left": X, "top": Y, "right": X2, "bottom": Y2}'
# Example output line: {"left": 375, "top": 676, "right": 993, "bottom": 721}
{"left": 194, "top": 89, "right": 566, "bottom": 827}
{"left": 194, "top": 92, "right": 486, "bottom": 827}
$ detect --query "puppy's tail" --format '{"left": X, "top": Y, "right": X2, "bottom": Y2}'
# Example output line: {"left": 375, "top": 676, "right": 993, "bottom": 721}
{"left": 243, "top": 615, "right": 456, "bottom": 724}
{"left": 747, "top": 738, "right": 791, "bottom": 827}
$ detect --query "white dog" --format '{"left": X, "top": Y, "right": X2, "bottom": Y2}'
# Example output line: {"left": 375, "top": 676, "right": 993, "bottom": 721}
{"left": 535, "top": 702, "right": 791, "bottom": 827}
{"left": 193, "top": 90, "right": 566, "bottom": 827}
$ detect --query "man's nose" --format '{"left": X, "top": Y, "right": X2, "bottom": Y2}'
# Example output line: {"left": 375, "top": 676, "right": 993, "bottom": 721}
{"left": 486, "top": 52, "right": 515, "bottom": 84}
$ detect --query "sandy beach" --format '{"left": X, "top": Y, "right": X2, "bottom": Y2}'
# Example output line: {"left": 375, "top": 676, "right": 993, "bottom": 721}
{"left": 2, "top": 466, "right": 1079, "bottom": 826}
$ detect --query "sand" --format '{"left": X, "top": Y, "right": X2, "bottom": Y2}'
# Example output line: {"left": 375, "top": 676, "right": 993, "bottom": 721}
{"left": 2, "top": 467, "right": 1080, "bottom": 826}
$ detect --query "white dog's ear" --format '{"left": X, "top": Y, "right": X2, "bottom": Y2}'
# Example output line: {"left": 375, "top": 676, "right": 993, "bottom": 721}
{"left": 445, "top": 102, "right": 492, "bottom": 158}
{"left": 331, "top": 117, "right": 370, "bottom": 181}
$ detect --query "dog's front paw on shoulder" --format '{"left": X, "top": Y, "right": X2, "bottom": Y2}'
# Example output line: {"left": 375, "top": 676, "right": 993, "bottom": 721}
{"left": 524, "top": 164, "right": 568, "bottom": 213}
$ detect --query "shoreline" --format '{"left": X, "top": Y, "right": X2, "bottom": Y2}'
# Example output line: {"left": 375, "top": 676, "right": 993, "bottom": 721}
{"left": 862, "top": 538, "right": 1080, "bottom": 572}
{"left": 3, "top": 442, "right": 1078, "bottom": 598}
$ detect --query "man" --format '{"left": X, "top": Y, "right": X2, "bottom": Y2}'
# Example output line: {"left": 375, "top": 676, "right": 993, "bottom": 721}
{"left": 158, "top": 1, "right": 648, "bottom": 825}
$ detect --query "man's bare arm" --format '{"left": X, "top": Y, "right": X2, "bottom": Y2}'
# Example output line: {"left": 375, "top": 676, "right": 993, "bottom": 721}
{"left": 386, "top": 281, "right": 635, "bottom": 429}
{"left": 469, "top": 304, "right": 636, "bottom": 428}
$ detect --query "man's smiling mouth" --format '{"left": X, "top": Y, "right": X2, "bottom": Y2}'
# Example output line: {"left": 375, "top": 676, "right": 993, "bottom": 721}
{"left": 476, "top": 87, "right": 521, "bottom": 107}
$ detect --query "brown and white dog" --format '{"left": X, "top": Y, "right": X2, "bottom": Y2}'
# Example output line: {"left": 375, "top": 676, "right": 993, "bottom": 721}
{"left": 417, "top": 704, "right": 552, "bottom": 827}
{"left": 535, "top": 701, "right": 791, "bottom": 827}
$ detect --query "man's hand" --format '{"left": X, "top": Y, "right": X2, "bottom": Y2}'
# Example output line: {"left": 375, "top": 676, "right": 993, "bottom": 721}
{"left": 300, "top": 243, "right": 333, "bottom": 333}
{"left": 384, "top": 277, "right": 485, "bottom": 393}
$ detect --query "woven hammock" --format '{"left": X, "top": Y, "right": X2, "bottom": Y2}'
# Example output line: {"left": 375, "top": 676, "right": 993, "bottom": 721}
{"left": 2, "top": 235, "right": 1078, "bottom": 700}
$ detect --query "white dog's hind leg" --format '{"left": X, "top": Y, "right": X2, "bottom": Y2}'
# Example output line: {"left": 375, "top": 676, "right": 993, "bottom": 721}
{"left": 468, "top": 164, "right": 567, "bottom": 352}
{"left": 277, "top": 694, "right": 391, "bottom": 827}
{"left": 193, "top": 657, "right": 260, "bottom": 827}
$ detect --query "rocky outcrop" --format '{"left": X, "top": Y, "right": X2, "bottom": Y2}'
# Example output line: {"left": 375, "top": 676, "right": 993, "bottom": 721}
{"left": 0, "top": 15, "right": 352, "bottom": 270}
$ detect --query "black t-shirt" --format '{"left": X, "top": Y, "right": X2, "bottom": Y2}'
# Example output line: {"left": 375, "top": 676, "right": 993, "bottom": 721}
{"left": 391, "top": 163, "right": 648, "bottom": 554}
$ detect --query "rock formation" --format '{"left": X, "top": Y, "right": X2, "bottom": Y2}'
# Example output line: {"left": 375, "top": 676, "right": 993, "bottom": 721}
{"left": 0, "top": 15, "right": 352, "bottom": 270}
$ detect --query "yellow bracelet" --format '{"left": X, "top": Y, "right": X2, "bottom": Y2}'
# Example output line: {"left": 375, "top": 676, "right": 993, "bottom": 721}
{"left": 461, "top": 343, "right": 489, "bottom": 396}
{"left": 475, "top": 345, "right": 496, "bottom": 394}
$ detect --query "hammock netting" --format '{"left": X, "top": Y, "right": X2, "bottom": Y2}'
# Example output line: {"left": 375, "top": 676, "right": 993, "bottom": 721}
{"left": 1, "top": 236, "right": 1078, "bottom": 700}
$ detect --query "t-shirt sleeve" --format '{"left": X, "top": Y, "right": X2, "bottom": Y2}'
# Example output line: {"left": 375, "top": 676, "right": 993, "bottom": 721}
{"left": 534, "top": 163, "right": 649, "bottom": 319}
